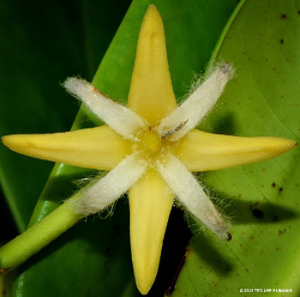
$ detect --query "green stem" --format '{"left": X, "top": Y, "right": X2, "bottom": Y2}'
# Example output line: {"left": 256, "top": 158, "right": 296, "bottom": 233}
{"left": 0, "top": 194, "right": 82, "bottom": 271}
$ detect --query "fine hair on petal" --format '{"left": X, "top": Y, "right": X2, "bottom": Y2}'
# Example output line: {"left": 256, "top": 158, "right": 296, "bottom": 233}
{"left": 157, "top": 62, "right": 235, "bottom": 141}
{"left": 205, "top": 59, "right": 236, "bottom": 81}
{"left": 157, "top": 154, "right": 229, "bottom": 239}
{"left": 194, "top": 172, "right": 233, "bottom": 224}
{"left": 73, "top": 153, "right": 146, "bottom": 216}
{"left": 63, "top": 77, "right": 147, "bottom": 140}
{"left": 180, "top": 60, "right": 236, "bottom": 105}
{"left": 72, "top": 172, "right": 100, "bottom": 189}
{"left": 173, "top": 173, "right": 232, "bottom": 240}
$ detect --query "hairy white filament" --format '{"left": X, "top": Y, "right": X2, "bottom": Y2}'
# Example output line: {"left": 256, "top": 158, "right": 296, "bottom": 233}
{"left": 156, "top": 154, "right": 228, "bottom": 239}
{"left": 64, "top": 78, "right": 147, "bottom": 140}
{"left": 158, "top": 64, "right": 233, "bottom": 141}
{"left": 77, "top": 153, "right": 146, "bottom": 215}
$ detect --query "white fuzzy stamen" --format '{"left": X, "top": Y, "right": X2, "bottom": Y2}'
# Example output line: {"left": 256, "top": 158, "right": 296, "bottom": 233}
{"left": 158, "top": 65, "right": 232, "bottom": 141}
{"left": 156, "top": 154, "right": 228, "bottom": 239}
{"left": 77, "top": 152, "right": 146, "bottom": 215}
{"left": 64, "top": 78, "right": 147, "bottom": 140}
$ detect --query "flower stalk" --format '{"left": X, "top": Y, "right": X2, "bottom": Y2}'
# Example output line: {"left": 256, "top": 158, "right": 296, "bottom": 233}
{"left": 0, "top": 194, "right": 81, "bottom": 271}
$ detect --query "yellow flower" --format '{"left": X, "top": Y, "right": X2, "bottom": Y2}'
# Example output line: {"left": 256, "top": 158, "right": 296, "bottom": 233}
{"left": 2, "top": 5, "right": 296, "bottom": 295}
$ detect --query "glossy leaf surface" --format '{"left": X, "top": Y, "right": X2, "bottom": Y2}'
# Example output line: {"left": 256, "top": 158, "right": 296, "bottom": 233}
{"left": 172, "top": 1, "right": 300, "bottom": 296}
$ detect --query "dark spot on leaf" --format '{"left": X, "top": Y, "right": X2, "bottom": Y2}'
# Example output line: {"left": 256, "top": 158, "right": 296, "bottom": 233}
{"left": 276, "top": 247, "right": 279, "bottom": 251}
{"left": 280, "top": 39, "right": 284, "bottom": 44}
{"left": 281, "top": 14, "right": 288, "bottom": 19}
{"left": 278, "top": 229, "right": 286, "bottom": 236}
{"left": 279, "top": 187, "right": 283, "bottom": 193}
{"left": 252, "top": 209, "right": 263, "bottom": 219}
{"left": 249, "top": 236, "right": 253, "bottom": 240}
{"left": 227, "top": 233, "right": 232, "bottom": 242}
{"left": 249, "top": 201, "right": 259, "bottom": 211}
{"left": 272, "top": 182, "right": 276, "bottom": 188}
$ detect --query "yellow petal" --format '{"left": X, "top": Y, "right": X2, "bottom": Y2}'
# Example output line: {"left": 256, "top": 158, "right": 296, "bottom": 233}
{"left": 2, "top": 126, "right": 132, "bottom": 170}
{"left": 128, "top": 168, "right": 174, "bottom": 295}
{"left": 176, "top": 129, "right": 297, "bottom": 171}
{"left": 127, "top": 5, "right": 177, "bottom": 125}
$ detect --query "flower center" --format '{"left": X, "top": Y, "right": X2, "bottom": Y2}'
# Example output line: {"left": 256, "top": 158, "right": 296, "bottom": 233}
{"left": 134, "top": 127, "right": 174, "bottom": 166}
{"left": 140, "top": 130, "right": 162, "bottom": 155}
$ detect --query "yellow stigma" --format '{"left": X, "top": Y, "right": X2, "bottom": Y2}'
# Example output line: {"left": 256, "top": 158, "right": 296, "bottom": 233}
{"left": 140, "top": 129, "right": 162, "bottom": 154}
{"left": 134, "top": 128, "right": 176, "bottom": 166}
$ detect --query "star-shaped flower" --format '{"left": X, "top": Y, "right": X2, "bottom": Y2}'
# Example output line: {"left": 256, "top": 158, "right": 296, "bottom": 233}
{"left": 2, "top": 5, "right": 296, "bottom": 295}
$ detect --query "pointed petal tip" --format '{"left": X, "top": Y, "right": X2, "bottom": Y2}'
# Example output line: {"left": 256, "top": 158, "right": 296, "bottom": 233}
{"left": 177, "top": 131, "right": 298, "bottom": 172}
{"left": 136, "top": 275, "right": 154, "bottom": 295}
{"left": 127, "top": 3, "right": 177, "bottom": 123}
{"left": 1, "top": 134, "right": 26, "bottom": 153}
{"left": 276, "top": 137, "right": 298, "bottom": 153}
{"left": 1, "top": 135, "right": 8, "bottom": 145}
{"left": 140, "top": 4, "right": 164, "bottom": 42}
{"left": 2, "top": 134, "right": 46, "bottom": 160}
{"left": 145, "top": 4, "right": 160, "bottom": 17}
{"left": 133, "top": 254, "right": 158, "bottom": 294}
{"left": 142, "top": 4, "right": 163, "bottom": 32}
{"left": 132, "top": 248, "right": 158, "bottom": 295}
{"left": 129, "top": 170, "right": 173, "bottom": 295}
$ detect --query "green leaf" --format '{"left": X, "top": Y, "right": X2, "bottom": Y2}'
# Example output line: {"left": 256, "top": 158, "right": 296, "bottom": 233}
{"left": 0, "top": 0, "right": 240, "bottom": 296}
{"left": 0, "top": 0, "right": 130, "bottom": 232}
{"left": 172, "top": 0, "right": 300, "bottom": 296}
